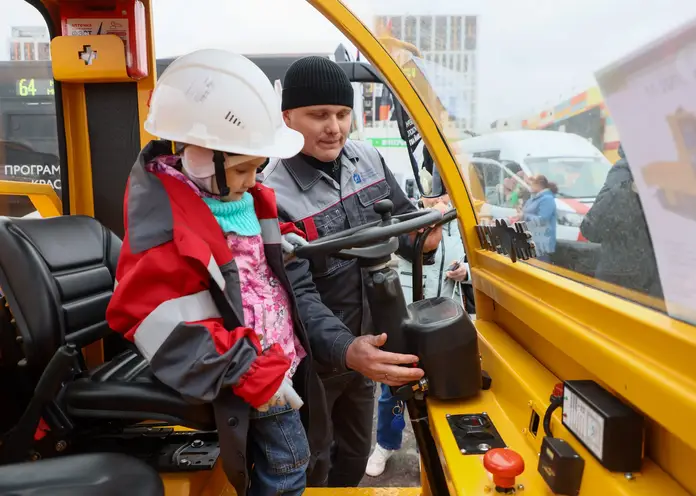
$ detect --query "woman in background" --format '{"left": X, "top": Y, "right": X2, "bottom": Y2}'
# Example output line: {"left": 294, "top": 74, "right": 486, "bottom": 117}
{"left": 519, "top": 175, "right": 558, "bottom": 263}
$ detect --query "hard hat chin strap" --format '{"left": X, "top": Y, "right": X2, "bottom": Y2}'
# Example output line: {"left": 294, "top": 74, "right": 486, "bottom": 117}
{"left": 213, "top": 150, "right": 230, "bottom": 197}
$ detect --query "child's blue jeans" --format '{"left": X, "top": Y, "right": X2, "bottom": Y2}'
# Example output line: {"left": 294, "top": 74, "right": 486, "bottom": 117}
{"left": 376, "top": 383, "right": 404, "bottom": 451}
{"left": 248, "top": 405, "right": 310, "bottom": 495}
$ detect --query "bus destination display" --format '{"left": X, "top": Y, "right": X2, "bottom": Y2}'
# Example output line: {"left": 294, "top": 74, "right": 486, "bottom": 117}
{"left": 15, "top": 78, "right": 54, "bottom": 97}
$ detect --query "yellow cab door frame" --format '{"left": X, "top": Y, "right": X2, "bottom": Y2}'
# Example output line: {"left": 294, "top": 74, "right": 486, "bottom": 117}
{"left": 312, "top": 2, "right": 696, "bottom": 494}
{"left": 33, "top": 0, "right": 696, "bottom": 494}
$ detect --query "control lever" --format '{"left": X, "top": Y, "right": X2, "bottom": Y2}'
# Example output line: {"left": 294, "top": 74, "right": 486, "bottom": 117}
{"left": 395, "top": 371, "right": 492, "bottom": 401}
{"left": 393, "top": 378, "right": 429, "bottom": 401}
{"left": 373, "top": 199, "right": 394, "bottom": 223}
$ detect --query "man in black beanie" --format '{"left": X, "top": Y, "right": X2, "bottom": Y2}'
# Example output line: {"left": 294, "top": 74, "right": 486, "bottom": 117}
{"left": 262, "top": 56, "right": 444, "bottom": 487}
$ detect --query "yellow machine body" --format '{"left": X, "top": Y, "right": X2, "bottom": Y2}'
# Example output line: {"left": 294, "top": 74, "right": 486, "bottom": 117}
{"left": 0, "top": 0, "right": 694, "bottom": 495}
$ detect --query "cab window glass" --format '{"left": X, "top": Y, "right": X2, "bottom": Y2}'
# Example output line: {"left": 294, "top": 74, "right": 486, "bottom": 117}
{"left": 0, "top": 5, "right": 61, "bottom": 218}
{"left": 353, "top": 0, "right": 696, "bottom": 325}
{"left": 467, "top": 159, "right": 524, "bottom": 210}
{"left": 151, "top": 0, "right": 696, "bottom": 324}
{"left": 397, "top": 210, "right": 474, "bottom": 313}
{"left": 360, "top": 82, "right": 416, "bottom": 195}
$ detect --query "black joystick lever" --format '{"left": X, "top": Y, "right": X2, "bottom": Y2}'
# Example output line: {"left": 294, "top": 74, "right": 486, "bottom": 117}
{"left": 374, "top": 199, "right": 394, "bottom": 224}
{"left": 393, "top": 379, "right": 428, "bottom": 401}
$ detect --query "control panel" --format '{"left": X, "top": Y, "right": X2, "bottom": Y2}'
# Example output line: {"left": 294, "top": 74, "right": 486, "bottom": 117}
{"left": 561, "top": 380, "right": 644, "bottom": 472}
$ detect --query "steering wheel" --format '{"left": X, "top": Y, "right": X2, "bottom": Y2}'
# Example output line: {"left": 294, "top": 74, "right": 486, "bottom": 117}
{"left": 294, "top": 199, "right": 443, "bottom": 260}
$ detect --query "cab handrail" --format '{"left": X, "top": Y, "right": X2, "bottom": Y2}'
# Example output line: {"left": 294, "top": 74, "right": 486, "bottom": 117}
{"left": 0, "top": 180, "right": 62, "bottom": 218}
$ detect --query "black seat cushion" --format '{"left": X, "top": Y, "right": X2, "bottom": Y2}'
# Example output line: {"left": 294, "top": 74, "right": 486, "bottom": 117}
{"left": 64, "top": 350, "right": 215, "bottom": 430}
{"left": 0, "top": 452, "right": 164, "bottom": 496}
{"left": 0, "top": 216, "right": 215, "bottom": 430}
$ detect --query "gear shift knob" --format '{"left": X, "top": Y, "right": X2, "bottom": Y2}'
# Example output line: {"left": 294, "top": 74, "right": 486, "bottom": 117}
{"left": 374, "top": 199, "right": 394, "bottom": 223}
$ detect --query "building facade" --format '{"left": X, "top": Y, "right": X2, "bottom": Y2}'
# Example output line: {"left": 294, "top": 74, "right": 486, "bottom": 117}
{"left": 7, "top": 26, "right": 50, "bottom": 62}
{"left": 357, "top": 2, "right": 478, "bottom": 132}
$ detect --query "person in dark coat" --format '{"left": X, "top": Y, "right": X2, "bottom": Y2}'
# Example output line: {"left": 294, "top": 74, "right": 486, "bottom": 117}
{"left": 580, "top": 145, "right": 663, "bottom": 298}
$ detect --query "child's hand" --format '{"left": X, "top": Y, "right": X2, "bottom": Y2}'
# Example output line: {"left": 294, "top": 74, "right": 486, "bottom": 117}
{"left": 257, "top": 378, "right": 304, "bottom": 412}
{"left": 281, "top": 233, "right": 308, "bottom": 263}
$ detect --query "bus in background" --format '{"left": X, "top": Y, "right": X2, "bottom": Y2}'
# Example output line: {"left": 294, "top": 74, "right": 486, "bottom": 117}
{"left": 493, "top": 87, "right": 622, "bottom": 164}
{"left": 457, "top": 129, "right": 612, "bottom": 242}
{"left": 0, "top": 61, "right": 61, "bottom": 216}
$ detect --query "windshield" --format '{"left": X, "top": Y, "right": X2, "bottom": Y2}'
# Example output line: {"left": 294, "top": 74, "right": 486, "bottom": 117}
{"left": 4, "top": 0, "right": 693, "bottom": 339}
{"left": 523, "top": 157, "right": 610, "bottom": 199}
{"left": 348, "top": 0, "right": 696, "bottom": 326}
{"left": 410, "top": 56, "right": 469, "bottom": 123}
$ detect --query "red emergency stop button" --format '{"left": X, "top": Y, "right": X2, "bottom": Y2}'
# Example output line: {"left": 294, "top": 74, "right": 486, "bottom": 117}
{"left": 483, "top": 448, "right": 525, "bottom": 489}
{"left": 552, "top": 382, "right": 564, "bottom": 399}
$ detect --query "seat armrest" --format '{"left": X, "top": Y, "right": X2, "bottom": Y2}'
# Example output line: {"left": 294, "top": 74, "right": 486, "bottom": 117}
{"left": 65, "top": 325, "right": 113, "bottom": 349}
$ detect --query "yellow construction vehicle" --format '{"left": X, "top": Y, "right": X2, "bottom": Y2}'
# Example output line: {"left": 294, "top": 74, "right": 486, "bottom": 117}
{"left": 0, "top": 1, "right": 695, "bottom": 495}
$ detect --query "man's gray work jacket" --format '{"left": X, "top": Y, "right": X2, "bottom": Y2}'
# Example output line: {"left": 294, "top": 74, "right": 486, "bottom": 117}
{"left": 261, "top": 140, "right": 423, "bottom": 376}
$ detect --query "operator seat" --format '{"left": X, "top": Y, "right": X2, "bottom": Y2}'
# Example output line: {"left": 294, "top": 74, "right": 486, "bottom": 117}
{"left": 0, "top": 452, "right": 164, "bottom": 495}
{"left": 0, "top": 215, "right": 215, "bottom": 430}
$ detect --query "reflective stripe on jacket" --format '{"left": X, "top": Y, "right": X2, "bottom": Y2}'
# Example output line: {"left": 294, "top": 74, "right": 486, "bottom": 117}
{"left": 107, "top": 140, "right": 344, "bottom": 495}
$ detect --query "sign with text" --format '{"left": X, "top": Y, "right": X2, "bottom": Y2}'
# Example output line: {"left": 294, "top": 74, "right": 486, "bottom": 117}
{"left": 596, "top": 17, "right": 696, "bottom": 324}
{"left": 1, "top": 144, "right": 61, "bottom": 191}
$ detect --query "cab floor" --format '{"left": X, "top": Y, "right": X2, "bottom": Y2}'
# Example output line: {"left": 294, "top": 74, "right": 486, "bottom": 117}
{"left": 358, "top": 388, "right": 420, "bottom": 488}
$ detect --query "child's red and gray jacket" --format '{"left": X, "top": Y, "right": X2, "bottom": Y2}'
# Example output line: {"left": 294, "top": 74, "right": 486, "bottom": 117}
{"left": 106, "top": 140, "right": 355, "bottom": 495}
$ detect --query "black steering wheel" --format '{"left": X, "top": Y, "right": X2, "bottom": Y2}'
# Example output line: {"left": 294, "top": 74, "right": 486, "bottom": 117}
{"left": 294, "top": 199, "right": 443, "bottom": 261}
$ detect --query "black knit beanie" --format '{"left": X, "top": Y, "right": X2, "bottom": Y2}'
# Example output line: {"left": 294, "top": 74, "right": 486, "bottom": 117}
{"left": 282, "top": 56, "right": 354, "bottom": 111}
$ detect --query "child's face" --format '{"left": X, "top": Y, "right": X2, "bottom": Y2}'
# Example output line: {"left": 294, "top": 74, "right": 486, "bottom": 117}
{"left": 214, "top": 157, "right": 266, "bottom": 201}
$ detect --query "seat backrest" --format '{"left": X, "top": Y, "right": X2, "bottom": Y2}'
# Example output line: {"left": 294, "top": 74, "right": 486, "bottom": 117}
{"left": 0, "top": 216, "right": 121, "bottom": 374}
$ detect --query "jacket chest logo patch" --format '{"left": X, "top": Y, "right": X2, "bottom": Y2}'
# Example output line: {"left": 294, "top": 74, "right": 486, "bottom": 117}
{"left": 359, "top": 167, "right": 379, "bottom": 182}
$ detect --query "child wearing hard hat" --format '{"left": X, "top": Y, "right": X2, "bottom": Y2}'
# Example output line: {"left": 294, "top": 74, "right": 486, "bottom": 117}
{"left": 106, "top": 48, "right": 354, "bottom": 496}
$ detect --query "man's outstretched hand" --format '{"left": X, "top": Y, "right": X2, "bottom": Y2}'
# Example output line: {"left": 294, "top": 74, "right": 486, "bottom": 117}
{"left": 345, "top": 333, "right": 424, "bottom": 386}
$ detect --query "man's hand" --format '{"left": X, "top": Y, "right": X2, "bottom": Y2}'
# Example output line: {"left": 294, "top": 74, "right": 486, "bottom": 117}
{"left": 410, "top": 201, "right": 446, "bottom": 253}
{"left": 345, "top": 333, "right": 424, "bottom": 386}
{"left": 423, "top": 225, "right": 443, "bottom": 252}
{"left": 445, "top": 261, "right": 468, "bottom": 282}
{"left": 409, "top": 225, "right": 442, "bottom": 253}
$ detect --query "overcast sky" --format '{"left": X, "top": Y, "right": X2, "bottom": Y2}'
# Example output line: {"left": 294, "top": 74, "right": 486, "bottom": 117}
{"left": 2, "top": 0, "right": 696, "bottom": 126}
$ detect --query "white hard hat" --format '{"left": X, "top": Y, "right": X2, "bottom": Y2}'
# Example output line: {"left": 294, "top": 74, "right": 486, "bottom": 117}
{"left": 145, "top": 48, "right": 304, "bottom": 159}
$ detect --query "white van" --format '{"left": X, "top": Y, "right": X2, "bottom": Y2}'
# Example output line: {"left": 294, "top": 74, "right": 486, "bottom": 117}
{"left": 456, "top": 130, "right": 612, "bottom": 242}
